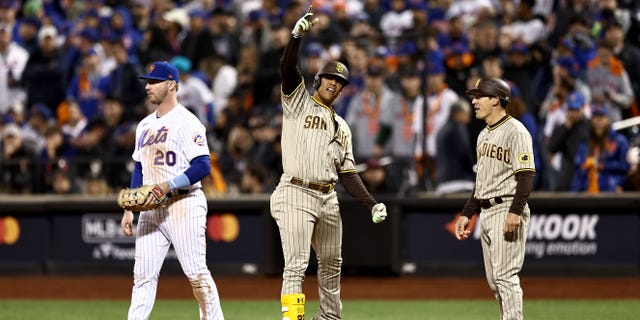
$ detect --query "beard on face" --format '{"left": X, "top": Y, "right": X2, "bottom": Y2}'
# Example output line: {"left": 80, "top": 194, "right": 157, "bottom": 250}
{"left": 148, "top": 87, "right": 167, "bottom": 104}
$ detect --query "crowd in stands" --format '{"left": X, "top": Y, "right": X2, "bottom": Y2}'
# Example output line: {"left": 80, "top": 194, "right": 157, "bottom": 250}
{"left": 1, "top": 0, "right": 639, "bottom": 196}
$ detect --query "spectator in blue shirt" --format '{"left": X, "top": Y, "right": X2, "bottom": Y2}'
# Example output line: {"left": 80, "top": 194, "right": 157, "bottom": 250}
{"left": 571, "top": 104, "right": 630, "bottom": 192}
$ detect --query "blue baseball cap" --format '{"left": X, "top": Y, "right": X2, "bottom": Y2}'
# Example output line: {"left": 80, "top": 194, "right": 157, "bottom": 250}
{"left": 188, "top": 9, "right": 208, "bottom": 18}
{"left": 506, "top": 80, "right": 521, "bottom": 99}
{"left": 452, "top": 42, "right": 469, "bottom": 54}
{"left": 427, "top": 59, "right": 445, "bottom": 75}
{"left": 78, "top": 27, "right": 99, "bottom": 42}
{"left": 30, "top": 103, "right": 52, "bottom": 120}
{"left": 248, "top": 9, "right": 264, "bottom": 22}
{"left": 555, "top": 56, "right": 580, "bottom": 78}
{"left": 21, "top": 16, "right": 42, "bottom": 29}
{"left": 410, "top": 1, "right": 428, "bottom": 11}
{"left": 84, "top": 8, "right": 100, "bottom": 19}
{"left": 509, "top": 42, "right": 529, "bottom": 54}
{"left": 592, "top": 104, "right": 608, "bottom": 116}
{"left": 101, "top": 28, "right": 119, "bottom": 42}
{"left": 139, "top": 61, "right": 180, "bottom": 83}
{"left": 397, "top": 41, "right": 418, "bottom": 56}
{"left": 566, "top": 91, "right": 585, "bottom": 110}
{"left": 306, "top": 42, "right": 323, "bottom": 56}
{"left": 427, "top": 50, "right": 445, "bottom": 63}
{"left": 560, "top": 37, "right": 575, "bottom": 50}
{"left": 426, "top": 50, "right": 445, "bottom": 74}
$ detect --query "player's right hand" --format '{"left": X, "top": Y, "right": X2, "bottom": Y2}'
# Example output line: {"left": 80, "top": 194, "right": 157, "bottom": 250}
{"left": 121, "top": 210, "right": 134, "bottom": 237}
{"left": 371, "top": 203, "right": 387, "bottom": 223}
{"left": 291, "top": 10, "right": 318, "bottom": 38}
{"left": 454, "top": 216, "right": 471, "bottom": 240}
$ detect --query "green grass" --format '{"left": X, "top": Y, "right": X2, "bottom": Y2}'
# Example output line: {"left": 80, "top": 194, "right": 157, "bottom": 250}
{"left": 0, "top": 299, "right": 638, "bottom": 319}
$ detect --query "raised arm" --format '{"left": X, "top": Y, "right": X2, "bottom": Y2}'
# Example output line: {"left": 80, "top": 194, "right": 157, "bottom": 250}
{"left": 280, "top": 7, "right": 317, "bottom": 95}
{"left": 280, "top": 36, "right": 303, "bottom": 95}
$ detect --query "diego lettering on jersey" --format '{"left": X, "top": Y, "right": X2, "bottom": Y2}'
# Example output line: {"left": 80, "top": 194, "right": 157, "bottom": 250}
{"left": 138, "top": 126, "right": 169, "bottom": 149}
{"left": 477, "top": 142, "right": 511, "bottom": 164}
{"left": 303, "top": 115, "right": 327, "bottom": 130}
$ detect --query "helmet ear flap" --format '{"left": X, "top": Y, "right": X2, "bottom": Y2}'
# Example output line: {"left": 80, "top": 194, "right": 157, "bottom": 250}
{"left": 313, "top": 74, "right": 320, "bottom": 90}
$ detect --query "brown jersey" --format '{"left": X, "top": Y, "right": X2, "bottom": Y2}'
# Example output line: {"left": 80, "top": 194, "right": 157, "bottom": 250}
{"left": 474, "top": 115, "right": 536, "bottom": 199}
{"left": 281, "top": 81, "right": 357, "bottom": 183}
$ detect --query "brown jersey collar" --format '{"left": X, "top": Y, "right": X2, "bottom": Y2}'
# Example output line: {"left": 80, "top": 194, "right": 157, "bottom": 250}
{"left": 487, "top": 115, "right": 511, "bottom": 131}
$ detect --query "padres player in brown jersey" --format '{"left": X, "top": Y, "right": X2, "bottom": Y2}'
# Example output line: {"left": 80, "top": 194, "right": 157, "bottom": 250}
{"left": 454, "top": 78, "right": 535, "bottom": 320}
{"left": 271, "top": 7, "right": 387, "bottom": 320}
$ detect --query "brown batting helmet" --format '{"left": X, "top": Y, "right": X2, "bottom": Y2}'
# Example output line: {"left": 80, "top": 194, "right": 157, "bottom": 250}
{"left": 466, "top": 78, "right": 511, "bottom": 104}
{"left": 314, "top": 61, "right": 350, "bottom": 89}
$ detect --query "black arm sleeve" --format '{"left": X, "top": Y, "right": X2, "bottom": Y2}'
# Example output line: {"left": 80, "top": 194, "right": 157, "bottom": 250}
{"left": 509, "top": 170, "right": 535, "bottom": 215}
{"left": 461, "top": 186, "right": 480, "bottom": 218}
{"left": 280, "top": 36, "right": 304, "bottom": 96}
{"left": 338, "top": 171, "right": 377, "bottom": 211}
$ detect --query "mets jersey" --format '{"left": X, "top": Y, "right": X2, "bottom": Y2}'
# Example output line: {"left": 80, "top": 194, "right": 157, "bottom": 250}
{"left": 280, "top": 81, "right": 356, "bottom": 183}
{"left": 345, "top": 85, "right": 396, "bottom": 159}
{"left": 378, "top": 95, "right": 419, "bottom": 157}
{"left": 132, "top": 104, "right": 209, "bottom": 188}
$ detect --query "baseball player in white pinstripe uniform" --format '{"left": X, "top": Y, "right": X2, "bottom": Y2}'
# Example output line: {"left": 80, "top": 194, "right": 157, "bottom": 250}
{"left": 271, "top": 8, "right": 387, "bottom": 320}
{"left": 455, "top": 78, "right": 535, "bottom": 320}
{"left": 120, "top": 61, "right": 224, "bottom": 320}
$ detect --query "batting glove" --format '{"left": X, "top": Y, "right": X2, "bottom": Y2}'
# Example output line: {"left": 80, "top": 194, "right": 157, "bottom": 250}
{"left": 291, "top": 12, "right": 317, "bottom": 38}
{"left": 371, "top": 203, "right": 387, "bottom": 223}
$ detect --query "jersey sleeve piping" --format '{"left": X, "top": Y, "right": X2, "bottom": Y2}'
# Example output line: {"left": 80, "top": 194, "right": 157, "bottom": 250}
{"left": 514, "top": 168, "right": 536, "bottom": 174}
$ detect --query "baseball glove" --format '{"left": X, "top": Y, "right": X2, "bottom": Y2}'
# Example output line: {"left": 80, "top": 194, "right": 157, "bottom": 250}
{"left": 117, "top": 184, "right": 168, "bottom": 212}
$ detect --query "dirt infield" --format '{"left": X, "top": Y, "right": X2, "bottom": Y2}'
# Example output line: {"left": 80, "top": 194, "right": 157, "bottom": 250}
{"left": 0, "top": 275, "right": 638, "bottom": 300}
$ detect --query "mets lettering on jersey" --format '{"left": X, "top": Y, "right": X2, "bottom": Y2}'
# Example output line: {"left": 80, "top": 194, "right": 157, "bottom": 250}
{"left": 138, "top": 127, "right": 169, "bottom": 148}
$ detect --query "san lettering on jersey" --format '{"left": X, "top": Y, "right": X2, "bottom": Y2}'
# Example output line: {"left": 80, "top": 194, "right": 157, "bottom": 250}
{"left": 477, "top": 142, "right": 511, "bottom": 164}
{"left": 303, "top": 115, "right": 327, "bottom": 130}
{"left": 303, "top": 114, "right": 349, "bottom": 147}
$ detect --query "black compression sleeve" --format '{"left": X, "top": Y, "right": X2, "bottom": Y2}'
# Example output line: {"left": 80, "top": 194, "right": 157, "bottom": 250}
{"left": 338, "top": 171, "right": 377, "bottom": 210}
{"left": 280, "top": 36, "right": 304, "bottom": 95}
{"left": 461, "top": 186, "right": 480, "bottom": 218}
{"left": 509, "top": 171, "right": 535, "bottom": 215}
